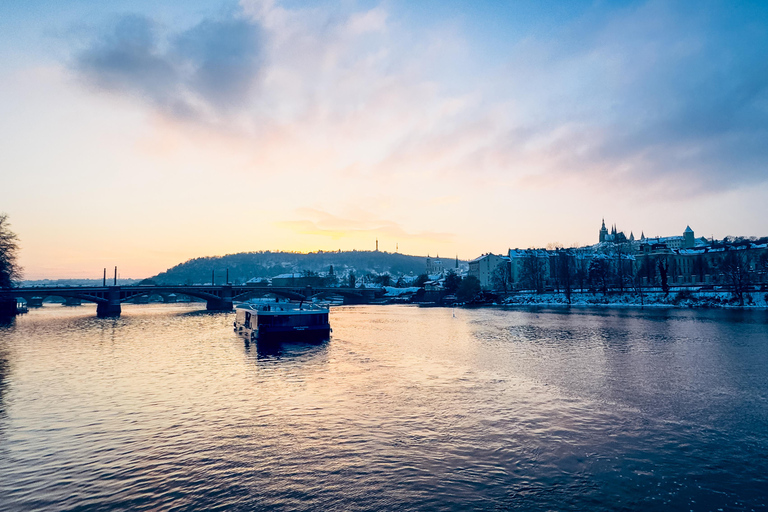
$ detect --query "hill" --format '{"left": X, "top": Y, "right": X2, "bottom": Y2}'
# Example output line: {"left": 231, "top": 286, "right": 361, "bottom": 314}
{"left": 150, "top": 250, "right": 460, "bottom": 285}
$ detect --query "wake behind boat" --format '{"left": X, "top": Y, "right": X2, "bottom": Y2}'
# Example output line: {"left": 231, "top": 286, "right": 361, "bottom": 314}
{"left": 234, "top": 301, "right": 331, "bottom": 342}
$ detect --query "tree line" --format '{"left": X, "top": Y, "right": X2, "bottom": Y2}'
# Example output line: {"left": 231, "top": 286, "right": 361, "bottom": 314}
{"left": 0, "top": 214, "right": 21, "bottom": 289}
{"left": 490, "top": 244, "right": 767, "bottom": 306}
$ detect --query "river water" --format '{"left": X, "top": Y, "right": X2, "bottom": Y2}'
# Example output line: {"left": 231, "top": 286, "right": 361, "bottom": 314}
{"left": 1, "top": 304, "right": 767, "bottom": 511}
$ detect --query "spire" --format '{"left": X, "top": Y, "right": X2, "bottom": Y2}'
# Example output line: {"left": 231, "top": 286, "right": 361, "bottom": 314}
{"left": 599, "top": 218, "right": 608, "bottom": 243}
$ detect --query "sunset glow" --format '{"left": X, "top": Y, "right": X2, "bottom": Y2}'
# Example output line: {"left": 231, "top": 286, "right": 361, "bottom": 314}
{"left": 2, "top": 0, "right": 767, "bottom": 278}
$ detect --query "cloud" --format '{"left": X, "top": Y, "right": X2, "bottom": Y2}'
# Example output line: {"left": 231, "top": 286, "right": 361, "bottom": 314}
{"left": 487, "top": 0, "right": 768, "bottom": 194}
{"left": 75, "top": 12, "right": 262, "bottom": 120}
{"left": 69, "top": 0, "right": 768, "bottom": 199}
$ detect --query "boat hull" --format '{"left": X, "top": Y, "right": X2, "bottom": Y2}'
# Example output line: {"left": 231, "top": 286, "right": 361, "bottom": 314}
{"left": 256, "top": 324, "right": 331, "bottom": 343}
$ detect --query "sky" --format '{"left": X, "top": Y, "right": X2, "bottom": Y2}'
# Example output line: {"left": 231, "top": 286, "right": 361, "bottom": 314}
{"left": 1, "top": 0, "right": 767, "bottom": 279}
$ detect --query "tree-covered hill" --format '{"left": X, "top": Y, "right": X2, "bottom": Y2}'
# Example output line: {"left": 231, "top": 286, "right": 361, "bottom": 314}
{"left": 150, "top": 250, "right": 459, "bottom": 285}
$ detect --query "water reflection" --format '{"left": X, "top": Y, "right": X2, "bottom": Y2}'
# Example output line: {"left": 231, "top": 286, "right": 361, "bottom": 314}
{"left": 502, "top": 304, "right": 768, "bottom": 324}
{"left": 0, "top": 346, "right": 8, "bottom": 418}
{"left": 245, "top": 337, "right": 330, "bottom": 360}
{"left": 1, "top": 304, "right": 767, "bottom": 511}
{"left": 180, "top": 309, "right": 231, "bottom": 318}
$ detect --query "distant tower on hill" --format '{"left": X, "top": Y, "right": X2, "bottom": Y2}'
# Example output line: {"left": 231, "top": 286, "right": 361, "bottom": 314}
{"left": 683, "top": 226, "right": 695, "bottom": 249}
{"left": 375, "top": 239, "right": 379, "bottom": 252}
{"left": 598, "top": 219, "right": 628, "bottom": 244}
{"left": 599, "top": 218, "right": 609, "bottom": 243}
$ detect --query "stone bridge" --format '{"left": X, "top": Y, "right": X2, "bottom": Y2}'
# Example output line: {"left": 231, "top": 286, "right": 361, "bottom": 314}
{"left": 0, "top": 284, "right": 384, "bottom": 318}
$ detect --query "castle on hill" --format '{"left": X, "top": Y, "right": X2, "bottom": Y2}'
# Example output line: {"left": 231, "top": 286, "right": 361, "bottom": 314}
{"left": 598, "top": 218, "right": 699, "bottom": 250}
{"left": 466, "top": 219, "right": 767, "bottom": 292}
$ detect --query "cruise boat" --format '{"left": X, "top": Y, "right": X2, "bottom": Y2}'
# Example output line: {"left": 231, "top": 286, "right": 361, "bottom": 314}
{"left": 234, "top": 302, "right": 331, "bottom": 342}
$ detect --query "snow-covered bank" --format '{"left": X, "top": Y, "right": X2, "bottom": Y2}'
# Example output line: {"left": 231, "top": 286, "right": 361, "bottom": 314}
{"left": 498, "top": 290, "right": 768, "bottom": 309}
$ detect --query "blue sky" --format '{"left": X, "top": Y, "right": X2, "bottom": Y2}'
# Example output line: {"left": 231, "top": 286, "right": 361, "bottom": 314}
{"left": 2, "top": 0, "right": 767, "bottom": 278}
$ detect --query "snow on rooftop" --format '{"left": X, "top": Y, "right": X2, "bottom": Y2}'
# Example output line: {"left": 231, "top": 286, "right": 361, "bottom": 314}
{"left": 272, "top": 273, "right": 302, "bottom": 279}
{"left": 383, "top": 286, "right": 420, "bottom": 296}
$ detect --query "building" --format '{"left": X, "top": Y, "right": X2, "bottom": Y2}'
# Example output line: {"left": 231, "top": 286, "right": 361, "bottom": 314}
{"left": 508, "top": 249, "right": 550, "bottom": 292}
{"left": 595, "top": 222, "right": 768, "bottom": 288}
{"left": 499, "top": 222, "right": 768, "bottom": 293}
{"left": 468, "top": 253, "right": 508, "bottom": 290}
{"left": 599, "top": 218, "right": 629, "bottom": 244}
{"left": 426, "top": 255, "right": 444, "bottom": 275}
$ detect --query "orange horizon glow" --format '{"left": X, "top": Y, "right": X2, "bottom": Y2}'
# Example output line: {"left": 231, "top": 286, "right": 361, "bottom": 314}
{"left": 3, "top": 1, "right": 768, "bottom": 280}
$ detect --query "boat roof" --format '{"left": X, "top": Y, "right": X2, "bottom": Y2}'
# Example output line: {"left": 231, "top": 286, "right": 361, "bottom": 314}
{"left": 236, "top": 302, "right": 329, "bottom": 314}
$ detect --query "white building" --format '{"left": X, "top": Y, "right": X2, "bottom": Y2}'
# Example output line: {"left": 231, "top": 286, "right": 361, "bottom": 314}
{"left": 468, "top": 253, "right": 507, "bottom": 290}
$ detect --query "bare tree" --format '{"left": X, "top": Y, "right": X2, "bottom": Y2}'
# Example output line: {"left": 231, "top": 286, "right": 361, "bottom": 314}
{"left": 521, "top": 251, "right": 546, "bottom": 293}
{"left": 638, "top": 254, "right": 656, "bottom": 286}
{"left": 615, "top": 242, "right": 626, "bottom": 294}
{"left": 693, "top": 254, "right": 709, "bottom": 284}
{"left": 720, "top": 250, "right": 751, "bottom": 306}
{"left": 658, "top": 258, "right": 670, "bottom": 297}
{"left": 589, "top": 256, "right": 610, "bottom": 295}
{"left": 491, "top": 261, "right": 511, "bottom": 294}
{"left": 574, "top": 255, "right": 588, "bottom": 294}
{"left": 557, "top": 249, "right": 574, "bottom": 304}
{"left": 631, "top": 266, "right": 645, "bottom": 307}
{"left": 0, "top": 214, "right": 22, "bottom": 289}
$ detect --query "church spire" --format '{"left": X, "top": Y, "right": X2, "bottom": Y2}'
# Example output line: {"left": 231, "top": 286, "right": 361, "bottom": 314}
{"left": 599, "top": 218, "right": 609, "bottom": 243}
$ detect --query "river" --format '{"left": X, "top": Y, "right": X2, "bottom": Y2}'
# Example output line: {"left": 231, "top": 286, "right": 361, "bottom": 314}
{"left": 1, "top": 304, "right": 767, "bottom": 511}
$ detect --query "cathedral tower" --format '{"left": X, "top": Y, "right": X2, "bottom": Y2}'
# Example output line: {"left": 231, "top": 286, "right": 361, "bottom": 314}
{"left": 599, "top": 218, "right": 609, "bottom": 243}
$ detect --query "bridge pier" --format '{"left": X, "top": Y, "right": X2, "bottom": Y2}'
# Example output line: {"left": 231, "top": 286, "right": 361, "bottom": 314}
{"left": 27, "top": 297, "right": 44, "bottom": 308}
{"left": 65, "top": 297, "right": 82, "bottom": 306}
{"left": 206, "top": 285, "right": 233, "bottom": 311}
{"left": 97, "top": 287, "right": 122, "bottom": 318}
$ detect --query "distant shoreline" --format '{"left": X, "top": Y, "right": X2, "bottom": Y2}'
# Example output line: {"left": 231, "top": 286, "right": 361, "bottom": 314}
{"left": 469, "top": 291, "right": 768, "bottom": 310}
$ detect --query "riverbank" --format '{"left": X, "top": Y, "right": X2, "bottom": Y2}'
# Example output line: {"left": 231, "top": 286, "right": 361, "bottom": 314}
{"left": 495, "top": 289, "right": 768, "bottom": 309}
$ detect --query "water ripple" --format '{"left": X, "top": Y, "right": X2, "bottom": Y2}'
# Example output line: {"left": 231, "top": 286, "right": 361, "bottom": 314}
{"left": 0, "top": 304, "right": 766, "bottom": 511}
